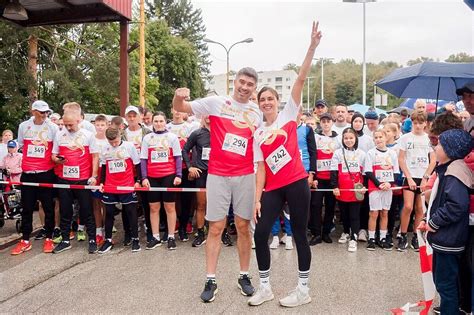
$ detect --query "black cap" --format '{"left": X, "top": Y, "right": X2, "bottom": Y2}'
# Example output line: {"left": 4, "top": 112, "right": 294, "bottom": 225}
{"left": 456, "top": 82, "right": 474, "bottom": 96}
{"left": 319, "top": 113, "right": 333, "bottom": 120}
{"left": 314, "top": 99, "right": 328, "bottom": 108}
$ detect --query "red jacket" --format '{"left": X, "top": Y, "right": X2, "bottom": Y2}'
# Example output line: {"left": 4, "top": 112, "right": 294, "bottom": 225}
{"left": 465, "top": 149, "right": 474, "bottom": 225}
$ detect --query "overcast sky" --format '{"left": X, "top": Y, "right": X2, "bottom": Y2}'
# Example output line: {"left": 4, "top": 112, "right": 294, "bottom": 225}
{"left": 191, "top": 0, "right": 473, "bottom": 75}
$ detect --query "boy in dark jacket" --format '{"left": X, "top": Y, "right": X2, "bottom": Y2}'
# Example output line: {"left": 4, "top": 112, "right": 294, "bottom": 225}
{"left": 419, "top": 128, "right": 474, "bottom": 314}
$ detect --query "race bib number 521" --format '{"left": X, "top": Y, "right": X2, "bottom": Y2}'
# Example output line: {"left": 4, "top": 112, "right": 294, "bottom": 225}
{"left": 222, "top": 133, "right": 248, "bottom": 156}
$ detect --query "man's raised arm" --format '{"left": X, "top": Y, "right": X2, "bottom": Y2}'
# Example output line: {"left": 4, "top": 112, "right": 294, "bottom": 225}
{"left": 172, "top": 88, "right": 194, "bottom": 114}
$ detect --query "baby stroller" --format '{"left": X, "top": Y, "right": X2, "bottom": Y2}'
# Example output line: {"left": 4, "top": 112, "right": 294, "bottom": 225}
{"left": 0, "top": 169, "right": 23, "bottom": 232}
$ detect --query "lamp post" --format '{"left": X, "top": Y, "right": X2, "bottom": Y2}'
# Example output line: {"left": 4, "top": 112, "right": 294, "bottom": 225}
{"left": 306, "top": 76, "right": 315, "bottom": 112}
{"left": 313, "top": 57, "right": 334, "bottom": 100}
{"left": 343, "top": 0, "right": 376, "bottom": 105}
{"left": 204, "top": 37, "right": 253, "bottom": 95}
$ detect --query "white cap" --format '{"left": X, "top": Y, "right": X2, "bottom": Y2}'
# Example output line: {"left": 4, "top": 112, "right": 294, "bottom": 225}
{"left": 31, "top": 100, "right": 51, "bottom": 113}
{"left": 125, "top": 105, "right": 140, "bottom": 115}
{"left": 50, "top": 113, "right": 61, "bottom": 120}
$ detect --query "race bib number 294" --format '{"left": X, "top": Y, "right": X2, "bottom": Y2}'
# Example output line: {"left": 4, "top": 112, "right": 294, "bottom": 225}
{"left": 222, "top": 133, "right": 248, "bottom": 156}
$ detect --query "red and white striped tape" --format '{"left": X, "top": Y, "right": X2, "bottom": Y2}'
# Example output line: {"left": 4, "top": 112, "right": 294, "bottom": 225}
{"left": 391, "top": 197, "right": 435, "bottom": 315}
{"left": 0, "top": 180, "right": 414, "bottom": 193}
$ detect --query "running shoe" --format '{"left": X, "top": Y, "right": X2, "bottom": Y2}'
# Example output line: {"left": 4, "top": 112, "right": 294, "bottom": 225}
{"left": 11, "top": 240, "right": 32, "bottom": 255}
{"left": 53, "top": 227, "right": 61, "bottom": 239}
{"left": 146, "top": 237, "right": 161, "bottom": 250}
{"left": 96, "top": 234, "right": 104, "bottom": 246}
{"left": 221, "top": 231, "right": 233, "bottom": 246}
{"left": 397, "top": 235, "right": 408, "bottom": 252}
{"left": 358, "top": 229, "right": 368, "bottom": 242}
{"left": 386, "top": 234, "right": 393, "bottom": 247}
{"left": 348, "top": 240, "right": 358, "bottom": 252}
{"left": 123, "top": 234, "right": 132, "bottom": 247}
{"left": 77, "top": 230, "right": 86, "bottom": 241}
{"left": 237, "top": 274, "right": 255, "bottom": 296}
{"left": 269, "top": 236, "right": 279, "bottom": 249}
{"left": 285, "top": 236, "right": 294, "bottom": 250}
{"left": 309, "top": 235, "right": 322, "bottom": 246}
{"left": 279, "top": 287, "right": 311, "bottom": 308}
{"left": 366, "top": 238, "right": 376, "bottom": 251}
{"left": 98, "top": 240, "right": 113, "bottom": 254}
{"left": 338, "top": 233, "right": 350, "bottom": 244}
{"left": 43, "top": 238, "right": 54, "bottom": 253}
{"left": 200, "top": 279, "right": 218, "bottom": 303}
{"left": 112, "top": 225, "right": 117, "bottom": 233}
{"left": 168, "top": 237, "right": 177, "bottom": 250}
{"left": 411, "top": 235, "right": 419, "bottom": 252}
{"left": 322, "top": 234, "right": 333, "bottom": 244}
{"left": 69, "top": 231, "right": 75, "bottom": 240}
{"left": 248, "top": 285, "right": 274, "bottom": 306}
{"left": 53, "top": 235, "right": 62, "bottom": 244}
{"left": 131, "top": 239, "right": 141, "bottom": 252}
{"left": 53, "top": 241, "right": 71, "bottom": 254}
{"left": 88, "top": 240, "right": 98, "bottom": 254}
{"left": 432, "top": 306, "right": 440, "bottom": 314}
{"left": 186, "top": 222, "right": 193, "bottom": 234}
{"left": 34, "top": 228, "right": 46, "bottom": 240}
{"left": 178, "top": 229, "right": 189, "bottom": 242}
{"left": 192, "top": 231, "right": 206, "bottom": 247}
{"left": 380, "top": 238, "right": 393, "bottom": 251}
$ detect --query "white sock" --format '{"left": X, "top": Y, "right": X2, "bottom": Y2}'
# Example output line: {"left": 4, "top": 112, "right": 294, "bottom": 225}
{"left": 298, "top": 270, "right": 310, "bottom": 293}
{"left": 96, "top": 228, "right": 103, "bottom": 236}
{"left": 78, "top": 225, "right": 85, "bottom": 231}
{"left": 240, "top": 271, "right": 249, "bottom": 278}
{"left": 380, "top": 230, "right": 387, "bottom": 239}
{"left": 368, "top": 230, "right": 376, "bottom": 239}
{"left": 259, "top": 269, "right": 270, "bottom": 288}
{"left": 207, "top": 274, "right": 216, "bottom": 282}
{"left": 153, "top": 233, "right": 160, "bottom": 241}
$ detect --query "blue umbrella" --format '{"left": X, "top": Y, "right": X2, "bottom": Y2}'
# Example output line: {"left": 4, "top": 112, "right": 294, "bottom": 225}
{"left": 376, "top": 61, "right": 474, "bottom": 113}
{"left": 348, "top": 103, "right": 387, "bottom": 116}
{"left": 399, "top": 98, "right": 450, "bottom": 109}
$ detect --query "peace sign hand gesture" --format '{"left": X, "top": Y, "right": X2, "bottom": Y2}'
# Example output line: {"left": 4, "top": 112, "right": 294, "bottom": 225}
{"left": 310, "top": 21, "right": 322, "bottom": 49}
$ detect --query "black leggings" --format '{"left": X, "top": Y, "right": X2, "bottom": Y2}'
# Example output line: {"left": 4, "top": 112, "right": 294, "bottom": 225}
{"left": 310, "top": 179, "right": 336, "bottom": 236}
{"left": 178, "top": 169, "right": 195, "bottom": 229}
{"left": 254, "top": 178, "right": 311, "bottom": 272}
{"left": 105, "top": 203, "right": 138, "bottom": 239}
{"left": 339, "top": 201, "right": 361, "bottom": 240}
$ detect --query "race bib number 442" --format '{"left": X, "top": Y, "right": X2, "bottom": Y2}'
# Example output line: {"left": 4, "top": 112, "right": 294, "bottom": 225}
{"left": 27, "top": 145, "right": 45, "bottom": 158}
{"left": 265, "top": 145, "right": 291, "bottom": 175}
{"left": 222, "top": 133, "right": 248, "bottom": 156}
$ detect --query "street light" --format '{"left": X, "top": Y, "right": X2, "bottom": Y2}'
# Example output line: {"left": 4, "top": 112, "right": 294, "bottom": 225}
{"left": 343, "top": 0, "right": 376, "bottom": 105}
{"left": 204, "top": 37, "right": 253, "bottom": 95}
{"left": 306, "top": 76, "right": 315, "bottom": 112}
{"left": 313, "top": 57, "right": 334, "bottom": 100}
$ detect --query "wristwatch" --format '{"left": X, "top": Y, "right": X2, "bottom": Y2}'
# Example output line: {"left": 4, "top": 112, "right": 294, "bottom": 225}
{"left": 422, "top": 174, "right": 430, "bottom": 180}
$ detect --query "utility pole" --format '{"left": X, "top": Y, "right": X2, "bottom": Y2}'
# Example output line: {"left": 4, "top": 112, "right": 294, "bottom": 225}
{"left": 139, "top": 0, "right": 146, "bottom": 108}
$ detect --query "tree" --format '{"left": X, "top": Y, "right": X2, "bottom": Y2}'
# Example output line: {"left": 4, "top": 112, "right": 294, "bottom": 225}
{"left": 406, "top": 56, "right": 434, "bottom": 66}
{"left": 146, "top": 0, "right": 211, "bottom": 78}
{"left": 445, "top": 52, "right": 474, "bottom": 62}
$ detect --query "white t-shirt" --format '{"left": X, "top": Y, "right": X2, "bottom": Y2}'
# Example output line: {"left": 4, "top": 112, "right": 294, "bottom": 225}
{"left": 331, "top": 123, "right": 350, "bottom": 136}
{"left": 398, "top": 132, "right": 433, "bottom": 179}
{"left": 0, "top": 143, "right": 7, "bottom": 163}
{"left": 358, "top": 133, "right": 375, "bottom": 153}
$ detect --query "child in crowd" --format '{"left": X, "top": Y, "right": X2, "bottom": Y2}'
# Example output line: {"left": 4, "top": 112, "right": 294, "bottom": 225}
{"left": 419, "top": 129, "right": 473, "bottom": 315}
{"left": 397, "top": 111, "right": 436, "bottom": 252}
{"left": 0, "top": 140, "right": 22, "bottom": 183}
{"left": 330, "top": 128, "right": 367, "bottom": 252}
{"left": 364, "top": 130, "right": 399, "bottom": 251}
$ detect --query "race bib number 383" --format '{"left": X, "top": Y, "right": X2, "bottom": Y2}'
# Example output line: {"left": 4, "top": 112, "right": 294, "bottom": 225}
{"left": 151, "top": 150, "right": 168, "bottom": 163}
{"left": 27, "top": 145, "right": 45, "bottom": 158}
{"left": 222, "top": 133, "right": 248, "bottom": 156}
{"left": 265, "top": 145, "right": 291, "bottom": 175}
{"left": 63, "top": 165, "right": 80, "bottom": 179}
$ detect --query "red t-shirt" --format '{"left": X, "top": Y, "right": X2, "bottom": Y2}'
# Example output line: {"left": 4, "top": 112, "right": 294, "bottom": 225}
{"left": 52, "top": 128, "right": 98, "bottom": 181}
{"left": 140, "top": 131, "right": 181, "bottom": 178}
{"left": 364, "top": 147, "right": 399, "bottom": 192}
{"left": 17, "top": 118, "right": 58, "bottom": 172}
{"left": 191, "top": 96, "right": 262, "bottom": 176}
{"left": 331, "top": 148, "right": 366, "bottom": 202}
{"left": 314, "top": 132, "right": 340, "bottom": 180}
{"left": 101, "top": 141, "right": 140, "bottom": 193}
{"left": 253, "top": 97, "right": 307, "bottom": 191}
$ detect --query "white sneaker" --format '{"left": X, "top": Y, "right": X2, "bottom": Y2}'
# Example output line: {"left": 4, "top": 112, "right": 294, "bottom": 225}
{"left": 285, "top": 236, "right": 294, "bottom": 250}
{"left": 279, "top": 287, "right": 311, "bottom": 308}
{"left": 348, "top": 239, "right": 358, "bottom": 252}
{"left": 358, "top": 230, "right": 368, "bottom": 242}
{"left": 248, "top": 285, "right": 274, "bottom": 306}
{"left": 338, "top": 233, "right": 350, "bottom": 244}
{"left": 251, "top": 237, "right": 256, "bottom": 249}
{"left": 269, "top": 236, "right": 279, "bottom": 249}
{"left": 280, "top": 233, "right": 287, "bottom": 244}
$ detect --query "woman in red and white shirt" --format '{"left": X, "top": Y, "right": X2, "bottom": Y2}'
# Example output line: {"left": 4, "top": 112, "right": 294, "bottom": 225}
{"left": 140, "top": 112, "right": 182, "bottom": 250}
{"left": 250, "top": 22, "right": 321, "bottom": 308}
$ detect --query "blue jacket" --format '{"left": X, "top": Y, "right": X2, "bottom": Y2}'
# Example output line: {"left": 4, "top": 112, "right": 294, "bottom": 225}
{"left": 427, "top": 159, "right": 473, "bottom": 254}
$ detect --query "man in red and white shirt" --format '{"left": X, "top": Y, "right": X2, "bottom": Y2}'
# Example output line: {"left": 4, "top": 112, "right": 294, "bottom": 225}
{"left": 11, "top": 100, "right": 58, "bottom": 255}
{"left": 173, "top": 67, "right": 263, "bottom": 302}
{"left": 52, "top": 112, "right": 99, "bottom": 254}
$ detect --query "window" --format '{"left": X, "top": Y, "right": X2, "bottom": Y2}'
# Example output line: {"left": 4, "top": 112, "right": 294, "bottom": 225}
{"left": 275, "top": 85, "right": 282, "bottom": 91}
{"left": 286, "top": 77, "right": 291, "bottom": 81}
{"left": 267, "top": 78, "right": 271, "bottom": 83}
{"left": 275, "top": 77, "right": 282, "bottom": 82}
{"left": 287, "top": 86, "right": 291, "bottom": 90}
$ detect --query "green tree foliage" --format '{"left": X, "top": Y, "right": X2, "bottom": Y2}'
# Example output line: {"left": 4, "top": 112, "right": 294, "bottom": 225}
{"left": 445, "top": 52, "right": 474, "bottom": 62}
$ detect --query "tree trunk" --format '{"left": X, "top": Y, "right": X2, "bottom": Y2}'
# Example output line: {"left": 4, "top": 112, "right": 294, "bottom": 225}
{"left": 28, "top": 35, "right": 38, "bottom": 104}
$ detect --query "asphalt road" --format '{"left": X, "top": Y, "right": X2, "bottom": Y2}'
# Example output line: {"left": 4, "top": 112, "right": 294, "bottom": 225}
{"left": 0, "top": 224, "right": 429, "bottom": 314}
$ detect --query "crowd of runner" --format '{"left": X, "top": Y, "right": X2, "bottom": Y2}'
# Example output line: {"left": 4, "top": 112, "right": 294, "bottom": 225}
{"left": 1, "top": 22, "right": 473, "bottom": 312}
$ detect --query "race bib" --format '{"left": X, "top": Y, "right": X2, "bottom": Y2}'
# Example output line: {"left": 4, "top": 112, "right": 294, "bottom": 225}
{"left": 151, "top": 150, "right": 168, "bottom": 163}
{"left": 222, "top": 133, "right": 247, "bottom": 156}
{"left": 63, "top": 165, "right": 80, "bottom": 179}
{"left": 27, "top": 145, "right": 45, "bottom": 158}
{"left": 375, "top": 169, "right": 394, "bottom": 182}
{"left": 202, "top": 147, "right": 211, "bottom": 161}
{"left": 342, "top": 161, "right": 360, "bottom": 173}
{"left": 265, "top": 145, "right": 291, "bottom": 175}
{"left": 317, "top": 159, "right": 332, "bottom": 172}
{"left": 410, "top": 156, "right": 428, "bottom": 169}
{"left": 108, "top": 159, "right": 126, "bottom": 174}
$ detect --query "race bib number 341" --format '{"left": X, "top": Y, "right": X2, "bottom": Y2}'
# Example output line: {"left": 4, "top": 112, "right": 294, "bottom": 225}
{"left": 222, "top": 133, "right": 248, "bottom": 156}
{"left": 265, "top": 145, "right": 291, "bottom": 175}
